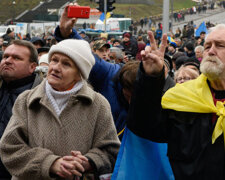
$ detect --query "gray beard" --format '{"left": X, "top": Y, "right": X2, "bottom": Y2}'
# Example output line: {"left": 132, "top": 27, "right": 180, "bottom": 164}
{"left": 200, "top": 61, "right": 225, "bottom": 81}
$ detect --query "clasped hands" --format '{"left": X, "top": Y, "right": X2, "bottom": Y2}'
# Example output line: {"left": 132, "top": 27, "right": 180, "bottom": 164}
{"left": 50, "top": 151, "right": 91, "bottom": 179}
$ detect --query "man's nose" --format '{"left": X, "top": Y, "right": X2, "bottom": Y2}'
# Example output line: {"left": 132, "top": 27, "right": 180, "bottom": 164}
{"left": 4, "top": 56, "right": 13, "bottom": 64}
{"left": 208, "top": 45, "right": 216, "bottom": 56}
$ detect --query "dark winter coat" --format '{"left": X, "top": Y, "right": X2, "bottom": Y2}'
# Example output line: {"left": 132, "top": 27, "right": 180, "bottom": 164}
{"left": 0, "top": 72, "right": 43, "bottom": 179}
{"left": 121, "top": 39, "right": 138, "bottom": 58}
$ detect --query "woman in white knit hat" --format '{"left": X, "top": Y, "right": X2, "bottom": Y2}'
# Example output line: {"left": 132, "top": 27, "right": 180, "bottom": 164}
{"left": 35, "top": 53, "right": 49, "bottom": 77}
{"left": 0, "top": 39, "right": 120, "bottom": 180}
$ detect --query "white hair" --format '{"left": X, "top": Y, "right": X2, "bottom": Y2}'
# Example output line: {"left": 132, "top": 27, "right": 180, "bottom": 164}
{"left": 206, "top": 24, "right": 225, "bottom": 40}
{"left": 110, "top": 47, "right": 123, "bottom": 59}
{"left": 195, "top": 45, "right": 204, "bottom": 53}
{"left": 208, "top": 24, "right": 225, "bottom": 33}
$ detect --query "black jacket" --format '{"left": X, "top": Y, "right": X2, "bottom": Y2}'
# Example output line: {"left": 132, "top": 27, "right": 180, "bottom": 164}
{"left": 127, "top": 63, "right": 225, "bottom": 180}
{"left": 0, "top": 73, "right": 42, "bottom": 179}
{"left": 122, "top": 39, "right": 138, "bottom": 58}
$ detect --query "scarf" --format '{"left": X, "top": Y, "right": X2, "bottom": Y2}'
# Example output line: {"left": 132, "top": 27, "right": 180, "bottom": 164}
{"left": 45, "top": 80, "right": 83, "bottom": 116}
{"left": 162, "top": 74, "right": 225, "bottom": 144}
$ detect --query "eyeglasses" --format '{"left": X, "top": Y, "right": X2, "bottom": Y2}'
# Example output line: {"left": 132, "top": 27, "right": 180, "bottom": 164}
{"left": 176, "top": 76, "right": 191, "bottom": 83}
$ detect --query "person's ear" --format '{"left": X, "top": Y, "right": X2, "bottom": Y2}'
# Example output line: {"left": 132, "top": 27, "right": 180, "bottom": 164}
{"left": 29, "top": 62, "right": 37, "bottom": 73}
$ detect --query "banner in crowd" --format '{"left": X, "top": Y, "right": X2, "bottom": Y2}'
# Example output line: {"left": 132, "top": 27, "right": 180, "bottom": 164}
{"left": 43, "top": 22, "right": 57, "bottom": 35}
{"left": 29, "top": 23, "right": 44, "bottom": 37}
{"left": 195, "top": 21, "right": 208, "bottom": 37}
{"left": 15, "top": 23, "right": 28, "bottom": 37}
{"left": 95, "top": 18, "right": 120, "bottom": 31}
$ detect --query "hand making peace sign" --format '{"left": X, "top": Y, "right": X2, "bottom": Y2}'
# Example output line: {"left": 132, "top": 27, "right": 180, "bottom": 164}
{"left": 141, "top": 31, "right": 168, "bottom": 75}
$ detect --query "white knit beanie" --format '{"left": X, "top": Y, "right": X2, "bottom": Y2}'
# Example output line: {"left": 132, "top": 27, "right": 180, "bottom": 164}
{"left": 39, "top": 53, "right": 49, "bottom": 65}
{"left": 48, "top": 39, "right": 95, "bottom": 79}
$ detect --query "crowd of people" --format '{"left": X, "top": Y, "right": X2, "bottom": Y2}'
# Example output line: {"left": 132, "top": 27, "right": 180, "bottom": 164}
{"left": 128, "top": 1, "right": 223, "bottom": 37}
{"left": 0, "top": 1, "right": 225, "bottom": 180}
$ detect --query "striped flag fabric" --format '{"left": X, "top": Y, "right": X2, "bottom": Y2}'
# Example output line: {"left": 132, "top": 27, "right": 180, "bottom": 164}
{"left": 111, "top": 128, "right": 174, "bottom": 180}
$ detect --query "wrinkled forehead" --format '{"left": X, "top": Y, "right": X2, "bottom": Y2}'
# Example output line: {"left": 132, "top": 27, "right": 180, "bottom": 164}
{"left": 205, "top": 28, "right": 225, "bottom": 43}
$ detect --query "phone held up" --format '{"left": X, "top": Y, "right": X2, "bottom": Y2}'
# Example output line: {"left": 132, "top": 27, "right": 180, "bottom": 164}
{"left": 67, "top": 6, "right": 91, "bottom": 19}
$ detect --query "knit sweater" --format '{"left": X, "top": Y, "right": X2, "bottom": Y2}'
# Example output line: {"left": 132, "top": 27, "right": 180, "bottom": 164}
{"left": 45, "top": 80, "right": 83, "bottom": 116}
{"left": 0, "top": 79, "right": 120, "bottom": 180}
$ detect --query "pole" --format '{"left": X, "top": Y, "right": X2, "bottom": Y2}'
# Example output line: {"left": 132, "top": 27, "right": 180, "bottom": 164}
{"left": 104, "top": 0, "right": 107, "bottom": 32}
{"left": 162, "top": 0, "right": 170, "bottom": 34}
{"left": 129, "top": 7, "right": 131, "bottom": 18}
{"left": 12, "top": 1, "right": 16, "bottom": 24}
{"left": 129, "top": 0, "right": 131, "bottom": 18}
{"left": 170, "top": 0, "right": 173, "bottom": 31}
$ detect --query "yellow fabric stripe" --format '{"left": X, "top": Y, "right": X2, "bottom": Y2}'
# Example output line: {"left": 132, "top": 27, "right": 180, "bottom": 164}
{"left": 118, "top": 128, "right": 125, "bottom": 137}
{"left": 162, "top": 74, "right": 225, "bottom": 144}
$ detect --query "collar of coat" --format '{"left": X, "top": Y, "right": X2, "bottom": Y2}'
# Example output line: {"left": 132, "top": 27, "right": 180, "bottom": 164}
{"left": 27, "top": 79, "right": 95, "bottom": 108}
{"left": 0, "top": 72, "right": 43, "bottom": 89}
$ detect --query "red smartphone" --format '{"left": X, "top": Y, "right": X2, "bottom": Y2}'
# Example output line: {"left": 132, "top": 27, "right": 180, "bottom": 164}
{"left": 67, "top": 6, "right": 91, "bottom": 19}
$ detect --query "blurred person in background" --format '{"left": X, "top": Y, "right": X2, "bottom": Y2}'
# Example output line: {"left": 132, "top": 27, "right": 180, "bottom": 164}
{"left": 168, "top": 42, "right": 177, "bottom": 56}
{"left": 121, "top": 32, "right": 138, "bottom": 59}
{"left": 109, "top": 47, "right": 125, "bottom": 64}
{"left": 136, "top": 36, "right": 146, "bottom": 61}
{"left": 200, "top": 31, "right": 206, "bottom": 46}
{"left": 113, "top": 39, "right": 121, "bottom": 47}
{"left": 35, "top": 53, "right": 49, "bottom": 77}
{"left": 37, "top": 46, "right": 50, "bottom": 61}
{"left": 92, "top": 40, "right": 110, "bottom": 61}
{"left": 79, "top": 31, "right": 90, "bottom": 43}
{"left": 195, "top": 45, "right": 204, "bottom": 62}
{"left": 171, "top": 52, "right": 186, "bottom": 70}
{"left": 184, "top": 41, "right": 195, "bottom": 57}
{"left": 174, "top": 65, "right": 200, "bottom": 83}
{"left": 100, "top": 33, "right": 108, "bottom": 41}
{"left": 2, "top": 28, "right": 14, "bottom": 43}
{"left": 196, "top": 37, "right": 203, "bottom": 46}
{"left": 30, "top": 37, "right": 45, "bottom": 49}
{"left": 0, "top": 37, "right": 4, "bottom": 51}
{"left": 45, "top": 35, "right": 54, "bottom": 47}
{"left": 1, "top": 41, "right": 10, "bottom": 52}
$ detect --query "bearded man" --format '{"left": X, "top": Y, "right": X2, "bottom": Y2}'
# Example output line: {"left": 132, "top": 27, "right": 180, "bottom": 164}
{"left": 127, "top": 24, "right": 225, "bottom": 180}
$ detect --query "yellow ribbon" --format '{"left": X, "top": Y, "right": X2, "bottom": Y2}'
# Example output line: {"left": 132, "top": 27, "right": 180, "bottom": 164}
{"left": 117, "top": 128, "right": 125, "bottom": 137}
{"left": 162, "top": 74, "right": 225, "bottom": 144}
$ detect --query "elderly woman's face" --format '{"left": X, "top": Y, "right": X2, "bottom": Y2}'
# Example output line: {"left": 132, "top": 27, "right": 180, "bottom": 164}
{"left": 47, "top": 53, "right": 81, "bottom": 91}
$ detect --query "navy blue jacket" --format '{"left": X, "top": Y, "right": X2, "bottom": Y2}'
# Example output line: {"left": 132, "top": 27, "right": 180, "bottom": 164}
{"left": 0, "top": 73, "right": 42, "bottom": 179}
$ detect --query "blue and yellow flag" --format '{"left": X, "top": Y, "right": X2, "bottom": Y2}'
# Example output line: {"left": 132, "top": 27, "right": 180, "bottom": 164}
{"left": 195, "top": 22, "right": 208, "bottom": 37}
{"left": 99, "top": 12, "right": 111, "bottom": 23}
{"left": 111, "top": 128, "right": 174, "bottom": 180}
{"left": 167, "top": 36, "right": 175, "bottom": 43}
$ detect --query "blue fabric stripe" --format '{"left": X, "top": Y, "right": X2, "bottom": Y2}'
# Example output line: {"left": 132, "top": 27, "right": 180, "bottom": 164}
{"left": 111, "top": 128, "right": 174, "bottom": 180}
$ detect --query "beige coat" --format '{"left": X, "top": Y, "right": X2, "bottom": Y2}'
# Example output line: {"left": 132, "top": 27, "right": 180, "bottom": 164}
{"left": 0, "top": 80, "right": 120, "bottom": 180}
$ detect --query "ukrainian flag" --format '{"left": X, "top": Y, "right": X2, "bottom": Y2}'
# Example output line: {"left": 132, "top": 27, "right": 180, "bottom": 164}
{"left": 111, "top": 128, "right": 174, "bottom": 180}
{"left": 99, "top": 12, "right": 111, "bottom": 23}
{"left": 167, "top": 36, "right": 175, "bottom": 43}
{"left": 195, "top": 22, "right": 208, "bottom": 37}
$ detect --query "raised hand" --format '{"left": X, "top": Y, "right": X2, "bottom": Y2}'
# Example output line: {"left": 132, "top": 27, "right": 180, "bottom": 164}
{"left": 59, "top": 3, "right": 78, "bottom": 38}
{"left": 141, "top": 31, "right": 167, "bottom": 75}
